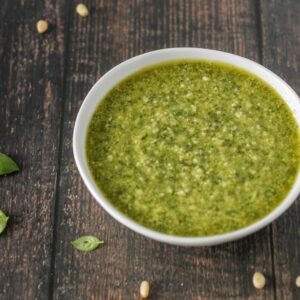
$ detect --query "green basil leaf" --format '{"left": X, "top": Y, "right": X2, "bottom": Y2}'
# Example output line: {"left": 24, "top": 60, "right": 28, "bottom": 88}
{"left": 71, "top": 235, "right": 104, "bottom": 252}
{"left": 0, "top": 210, "right": 9, "bottom": 235}
{"left": 0, "top": 152, "right": 20, "bottom": 176}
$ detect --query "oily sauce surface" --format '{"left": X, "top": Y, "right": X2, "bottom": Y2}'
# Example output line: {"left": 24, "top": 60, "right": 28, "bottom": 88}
{"left": 86, "top": 61, "right": 300, "bottom": 236}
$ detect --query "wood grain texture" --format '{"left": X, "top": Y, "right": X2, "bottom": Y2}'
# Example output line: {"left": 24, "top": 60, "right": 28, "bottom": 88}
{"left": 51, "top": 1, "right": 275, "bottom": 299}
{"left": 260, "top": 0, "right": 300, "bottom": 299}
{"left": 0, "top": 0, "right": 70, "bottom": 299}
{"left": 0, "top": 0, "right": 299, "bottom": 299}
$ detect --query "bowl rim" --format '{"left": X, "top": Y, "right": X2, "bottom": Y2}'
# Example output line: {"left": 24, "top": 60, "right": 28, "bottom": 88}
{"left": 73, "top": 47, "right": 300, "bottom": 246}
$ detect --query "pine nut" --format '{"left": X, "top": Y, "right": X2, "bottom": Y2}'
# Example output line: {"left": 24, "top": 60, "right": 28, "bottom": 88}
{"left": 252, "top": 272, "right": 266, "bottom": 289}
{"left": 76, "top": 3, "right": 89, "bottom": 17}
{"left": 296, "top": 276, "right": 300, "bottom": 288}
{"left": 140, "top": 281, "right": 150, "bottom": 299}
{"left": 36, "top": 20, "right": 48, "bottom": 34}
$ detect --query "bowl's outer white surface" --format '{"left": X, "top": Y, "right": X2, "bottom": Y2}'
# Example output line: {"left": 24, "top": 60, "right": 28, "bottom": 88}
{"left": 73, "top": 48, "right": 300, "bottom": 246}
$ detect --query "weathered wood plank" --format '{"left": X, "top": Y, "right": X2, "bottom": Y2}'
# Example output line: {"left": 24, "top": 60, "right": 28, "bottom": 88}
{"left": 260, "top": 0, "right": 300, "bottom": 299}
{"left": 0, "top": 1, "right": 70, "bottom": 299}
{"left": 51, "top": 1, "right": 275, "bottom": 299}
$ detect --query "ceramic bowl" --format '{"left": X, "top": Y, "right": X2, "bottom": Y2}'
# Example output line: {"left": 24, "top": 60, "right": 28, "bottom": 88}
{"left": 73, "top": 48, "right": 300, "bottom": 246}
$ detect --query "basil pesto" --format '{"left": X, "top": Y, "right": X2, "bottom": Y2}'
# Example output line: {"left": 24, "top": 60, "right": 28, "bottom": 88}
{"left": 86, "top": 60, "right": 300, "bottom": 236}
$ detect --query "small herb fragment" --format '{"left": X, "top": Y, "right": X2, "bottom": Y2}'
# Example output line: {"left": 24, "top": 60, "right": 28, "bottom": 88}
{"left": 71, "top": 235, "right": 104, "bottom": 252}
{"left": 0, "top": 153, "right": 19, "bottom": 176}
{"left": 0, "top": 210, "right": 9, "bottom": 235}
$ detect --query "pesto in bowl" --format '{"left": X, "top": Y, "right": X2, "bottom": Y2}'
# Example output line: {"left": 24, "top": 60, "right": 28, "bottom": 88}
{"left": 86, "top": 60, "right": 300, "bottom": 237}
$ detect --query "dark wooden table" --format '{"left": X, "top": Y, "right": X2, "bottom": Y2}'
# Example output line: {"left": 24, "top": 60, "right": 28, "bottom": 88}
{"left": 0, "top": 0, "right": 299, "bottom": 299}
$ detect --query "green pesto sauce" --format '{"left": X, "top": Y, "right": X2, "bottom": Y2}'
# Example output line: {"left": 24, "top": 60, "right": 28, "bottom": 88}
{"left": 86, "top": 60, "right": 300, "bottom": 237}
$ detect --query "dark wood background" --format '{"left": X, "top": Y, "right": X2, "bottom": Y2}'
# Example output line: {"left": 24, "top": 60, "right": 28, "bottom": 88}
{"left": 0, "top": 0, "right": 299, "bottom": 299}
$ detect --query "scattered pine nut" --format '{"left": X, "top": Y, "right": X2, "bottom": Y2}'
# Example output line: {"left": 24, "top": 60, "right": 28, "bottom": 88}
{"left": 252, "top": 272, "right": 266, "bottom": 289}
{"left": 296, "top": 276, "right": 300, "bottom": 288}
{"left": 36, "top": 20, "right": 48, "bottom": 34}
{"left": 140, "top": 281, "right": 150, "bottom": 299}
{"left": 76, "top": 3, "right": 89, "bottom": 17}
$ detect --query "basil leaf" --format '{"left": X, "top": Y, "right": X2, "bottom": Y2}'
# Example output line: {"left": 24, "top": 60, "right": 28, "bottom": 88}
{"left": 0, "top": 210, "right": 9, "bottom": 235}
{"left": 71, "top": 235, "right": 104, "bottom": 252}
{"left": 0, "top": 153, "right": 19, "bottom": 176}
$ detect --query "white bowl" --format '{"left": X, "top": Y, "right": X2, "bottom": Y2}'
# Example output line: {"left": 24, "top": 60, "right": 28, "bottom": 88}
{"left": 73, "top": 48, "right": 300, "bottom": 246}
